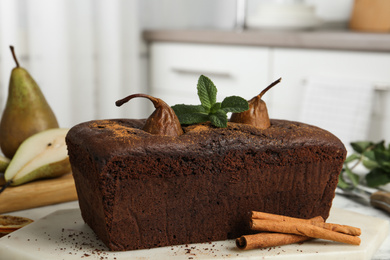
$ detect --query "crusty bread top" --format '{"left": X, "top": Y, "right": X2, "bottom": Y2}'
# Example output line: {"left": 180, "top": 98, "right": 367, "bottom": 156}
{"left": 66, "top": 119, "right": 346, "bottom": 166}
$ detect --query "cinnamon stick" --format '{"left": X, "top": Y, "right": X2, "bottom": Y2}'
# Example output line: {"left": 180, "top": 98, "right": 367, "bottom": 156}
{"left": 312, "top": 222, "right": 361, "bottom": 236}
{"left": 250, "top": 219, "right": 361, "bottom": 245}
{"left": 251, "top": 211, "right": 325, "bottom": 224}
{"left": 251, "top": 211, "right": 361, "bottom": 236}
{"left": 236, "top": 232, "right": 311, "bottom": 250}
{"left": 236, "top": 215, "right": 323, "bottom": 250}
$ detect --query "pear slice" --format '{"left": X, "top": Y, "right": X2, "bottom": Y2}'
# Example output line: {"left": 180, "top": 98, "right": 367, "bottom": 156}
{"left": 4, "top": 128, "right": 70, "bottom": 186}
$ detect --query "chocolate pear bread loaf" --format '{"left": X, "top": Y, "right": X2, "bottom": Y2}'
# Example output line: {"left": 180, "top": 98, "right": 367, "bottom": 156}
{"left": 66, "top": 77, "right": 346, "bottom": 251}
{"left": 66, "top": 118, "right": 346, "bottom": 251}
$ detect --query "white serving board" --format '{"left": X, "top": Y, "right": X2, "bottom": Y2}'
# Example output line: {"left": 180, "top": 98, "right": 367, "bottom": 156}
{"left": 0, "top": 208, "right": 388, "bottom": 260}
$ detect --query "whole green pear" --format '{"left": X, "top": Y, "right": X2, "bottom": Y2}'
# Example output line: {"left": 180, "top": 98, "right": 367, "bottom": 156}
{"left": 0, "top": 46, "right": 59, "bottom": 158}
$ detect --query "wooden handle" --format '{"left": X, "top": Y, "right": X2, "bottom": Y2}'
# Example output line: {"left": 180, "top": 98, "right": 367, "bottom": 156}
{"left": 370, "top": 191, "right": 390, "bottom": 214}
{"left": 0, "top": 173, "right": 77, "bottom": 214}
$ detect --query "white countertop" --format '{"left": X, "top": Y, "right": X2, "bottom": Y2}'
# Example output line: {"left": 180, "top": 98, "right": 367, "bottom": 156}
{"left": 2, "top": 195, "right": 390, "bottom": 259}
{"left": 143, "top": 29, "right": 390, "bottom": 52}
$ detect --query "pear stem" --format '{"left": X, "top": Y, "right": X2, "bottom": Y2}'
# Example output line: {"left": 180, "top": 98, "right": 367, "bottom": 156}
{"left": 0, "top": 180, "right": 12, "bottom": 194}
{"left": 9, "top": 45, "right": 20, "bottom": 68}
{"left": 259, "top": 77, "right": 282, "bottom": 98}
{"left": 116, "top": 94, "right": 160, "bottom": 108}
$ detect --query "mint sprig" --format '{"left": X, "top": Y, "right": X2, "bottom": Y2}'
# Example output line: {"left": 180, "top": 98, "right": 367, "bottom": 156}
{"left": 172, "top": 75, "right": 249, "bottom": 128}
{"left": 338, "top": 140, "right": 390, "bottom": 188}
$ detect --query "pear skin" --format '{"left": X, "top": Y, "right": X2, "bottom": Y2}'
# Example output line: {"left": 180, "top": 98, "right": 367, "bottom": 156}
{"left": 0, "top": 155, "right": 10, "bottom": 173}
{"left": 116, "top": 94, "right": 183, "bottom": 136}
{"left": 0, "top": 46, "right": 59, "bottom": 158}
{"left": 230, "top": 78, "right": 281, "bottom": 129}
{"left": 0, "top": 173, "right": 5, "bottom": 186}
{"left": 0, "top": 155, "right": 10, "bottom": 186}
{"left": 4, "top": 128, "right": 70, "bottom": 186}
{"left": 8, "top": 158, "right": 70, "bottom": 186}
{"left": 231, "top": 96, "right": 271, "bottom": 129}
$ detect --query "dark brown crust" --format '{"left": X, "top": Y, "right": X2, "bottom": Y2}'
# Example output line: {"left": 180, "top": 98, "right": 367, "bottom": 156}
{"left": 66, "top": 119, "right": 346, "bottom": 251}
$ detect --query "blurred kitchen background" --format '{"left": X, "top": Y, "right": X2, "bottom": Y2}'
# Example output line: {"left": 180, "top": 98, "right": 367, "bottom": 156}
{"left": 0, "top": 0, "right": 389, "bottom": 152}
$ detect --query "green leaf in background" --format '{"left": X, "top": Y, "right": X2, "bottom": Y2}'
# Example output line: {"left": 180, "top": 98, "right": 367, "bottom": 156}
{"left": 339, "top": 140, "right": 390, "bottom": 188}
{"left": 209, "top": 110, "right": 228, "bottom": 128}
{"left": 350, "top": 141, "right": 373, "bottom": 154}
{"left": 374, "top": 149, "right": 390, "bottom": 168}
{"left": 220, "top": 96, "right": 249, "bottom": 113}
{"left": 374, "top": 140, "right": 386, "bottom": 151}
{"left": 197, "top": 75, "right": 217, "bottom": 109}
{"left": 344, "top": 167, "right": 360, "bottom": 187}
{"left": 344, "top": 153, "right": 360, "bottom": 164}
{"left": 362, "top": 159, "right": 379, "bottom": 170}
{"left": 338, "top": 170, "right": 351, "bottom": 189}
{"left": 366, "top": 168, "right": 390, "bottom": 187}
{"left": 363, "top": 149, "right": 375, "bottom": 161}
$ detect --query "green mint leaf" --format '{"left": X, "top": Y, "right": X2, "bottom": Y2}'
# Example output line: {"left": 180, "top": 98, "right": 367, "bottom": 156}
{"left": 197, "top": 75, "right": 217, "bottom": 109}
{"left": 344, "top": 167, "right": 360, "bottom": 187}
{"left": 177, "top": 113, "right": 210, "bottom": 125}
{"left": 173, "top": 75, "right": 248, "bottom": 128}
{"left": 372, "top": 140, "right": 386, "bottom": 151}
{"left": 366, "top": 168, "right": 390, "bottom": 187}
{"left": 171, "top": 104, "right": 209, "bottom": 125}
{"left": 338, "top": 170, "right": 351, "bottom": 189}
{"left": 363, "top": 150, "right": 375, "bottom": 161}
{"left": 374, "top": 149, "right": 390, "bottom": 168}
{"left": 342, "top": 140, "right": 390, "bottom": 188}
{"left": 209, "top": 110, "right": 228, "bottom": 128}
{"left": 210, "top": 102, "right": 221, "bottom": 114}
{"left": 362, "top": 159, "right": 379, "bottom": 170}
{"left": 172, "top": 104, "right": 207, "bottom": 115}
{"left": 344, "top": 153, "right": 360, "bottom": 164}
{"left": 221, "top": 96, "right": 249, "bottom": 113}
{"left": 350, "top": 141, "right": 373, "bottom": 154}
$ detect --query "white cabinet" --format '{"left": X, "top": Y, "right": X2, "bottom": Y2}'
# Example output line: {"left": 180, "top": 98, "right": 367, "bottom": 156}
{"left": 149, "top": 42, "right": 270, "bottom": 107}
{"left": 269, "top": 48, "right": 390, "bottom": 120}
{"left": 268, "top": 48, "right": 390, "bottom": 144}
